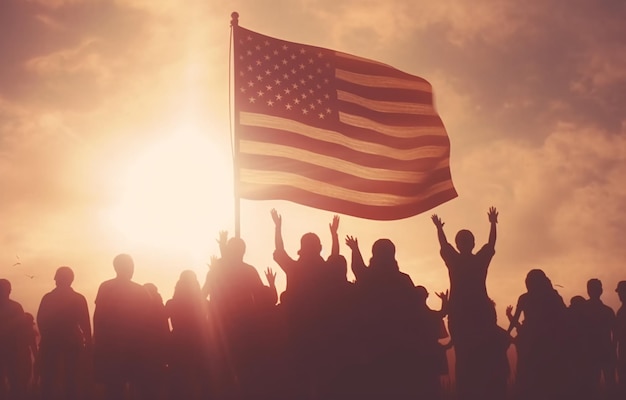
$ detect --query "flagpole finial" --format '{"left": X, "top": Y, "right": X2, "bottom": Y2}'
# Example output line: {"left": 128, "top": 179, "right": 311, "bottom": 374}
{"left": 231, "top": 12, "right": 239, "bottom": 27}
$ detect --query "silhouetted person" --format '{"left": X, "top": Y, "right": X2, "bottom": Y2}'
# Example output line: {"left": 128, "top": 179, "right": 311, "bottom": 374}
{"left": 431, "top": 207, "right": 499, "bottom": 400}
{"left": 566, "top": 295, "right": 594, "bottom": 400}
{"left": 345, "top": 236, "right": 417, "bottom": 399}
{"left": 413, "top": 286, "right": 449, "bottom": 400}
{"left": 142, "top": 283, "right": 169, "bottom": 400}
{"left": 19, "top": 312, "right": 38, "bottom": 396}
{"left": 271, "top": 210, "right": 335, "bottom": 399}
{"left": 585, "top": 278, "right": 617, "bottom": 397}
{"left": 615, "top": 281, "right": 626, "bottom": 398}
{"left": 507, "top": 269, "right": 567, "bottom": 400}
{"left": 0, "top": 278, "right": 28, "bottom": 400}
{"left": 37, "top": 266, "right": 91, "bottom": 400}
{"left": 93, "top": 254, "right": 152, "bottom": 400}
{"left": 166, "top": 270, "right": 211, "bottom": 400}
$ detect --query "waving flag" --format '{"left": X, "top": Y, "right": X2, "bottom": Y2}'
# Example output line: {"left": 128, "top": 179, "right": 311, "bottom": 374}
{"left": 232, "top": 22, "right": 457, "bottom": 220}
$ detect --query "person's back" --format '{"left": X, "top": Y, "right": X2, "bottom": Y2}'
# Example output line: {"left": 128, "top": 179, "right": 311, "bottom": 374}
{"left": 93, "top": 254, "right": 151, "bottom": 400}
{"left": 0, "top": 279, "right": 27, "bottom": 399}
{"left": 38, "top": 266, "right": 90, "bottom": 400}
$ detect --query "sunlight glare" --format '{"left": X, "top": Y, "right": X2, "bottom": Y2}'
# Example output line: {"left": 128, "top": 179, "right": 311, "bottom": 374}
{"left": 106, "top": 129, "right": 233, "bottom": 265}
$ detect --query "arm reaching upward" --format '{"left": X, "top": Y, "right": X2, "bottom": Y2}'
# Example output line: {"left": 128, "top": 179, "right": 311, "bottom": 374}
{"left": 487, "top": 206, "right": 498, "bottom": 248}
{"left": 329, "top": 215, "right": 340, "bottom": 257}
{"left": 217, "top": 230, "right": 228, "bottom": 258}
{"left": 271, "top": 209, "right": 284, "bottom": 252}
{"left": 431, "top": 214, "right": 448, "bottom": 247}
{"left": 507, "top": 303, "right": 522, "bottom": 335}
{"left": 436, "top": 290, "right": 449, "bottom": 318}
{"left": 345, "top": 235, "right": 366, "bottom": 281}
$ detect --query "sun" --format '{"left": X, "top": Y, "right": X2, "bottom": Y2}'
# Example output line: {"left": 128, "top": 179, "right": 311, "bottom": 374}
{"left": 104, "top": 129, "right": 233, "bottom": 263}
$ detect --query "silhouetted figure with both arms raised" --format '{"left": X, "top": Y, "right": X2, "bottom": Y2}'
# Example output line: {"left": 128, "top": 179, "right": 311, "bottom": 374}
{"left": 93, "top": 254, "right": 152, "bottom": 400}
{"left": 431, "top": 207, "right": 500, "bottom": 400}
{"left": 37, "top": 266, "right": 91, "bottom": 400}
{"left": 271, "top": 209, "right": 335, "bottom": 400}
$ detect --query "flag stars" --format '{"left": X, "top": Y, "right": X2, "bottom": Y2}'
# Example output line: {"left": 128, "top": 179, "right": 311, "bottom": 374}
{"left": 256, "top": 60, "right": 262, "bottom": 66}
{"left": 292, "top": 83, "right": 299, "bottom": 90}
{"left": 282, "top": 59, "right": 288, "bottom": 65}
{"left": 246, "top": 50, "right": 252, "bottom": 56}
{"left": 274, "top": 79, "right": 282, "bottom": 85}
{"left": 247, "top": 35, "right": 253, "bottom": 41}
{"left": 257, "top": 90, "right": 264, "bottom": 97}
{"left": 240, "top": 87, "right": 246, "bottom": 93}
{"left": 284, "top": 88, "right": 291, "bottom": 95}
{"left": 255, "top": 45, "right": 261, "bottom": 51}
{"left": 273, "top": 50, "right": 279, "bottom": 55}
{"left": 267, "top": 100, "right": 274, "bottom": 106}
{"left": 326, "top": 107, "right": 332, "bottom": 114}
{"left": 283, "top": 73, "right": 289, "bottom": 80}
{"left": 248, "top": 97, "right": 256, "bottom": 103}
{"left": 247, "top": 81, "right": 254, "bottom": 87}
{"left": 275, "top": 94, "right": 283, "bottom": 101}
{"left": 282, "top": 44, "right": 288, "bottom": 51}
{"left": 299, "top": 79, "right": 306, "bottom": 85}
{"left": 324, "top": 94, "right": 330, "bottom": 99}
{"left": 318, "top": 113, "right": 325, "bottom": 119}
{"left": 317, "top": 52, "right": 323, "bottom": 58}
{"left": 301, "top": 93, "right": 308, "bottom": 99}
{"left": 302, "top": 108, "right": 309, "bottom": 115}
{"left": 256, "top": 75, "right": 263, "bottom": 81}
{"left": 264, "top": 40, "right": 270, "bottom": 46}
{"left": 309, "top": 104, "right": 315, "bottom": 110}
{"left": 274, "top": 64, "right": 280, "bottom": 70}
{"left": 247, "top": 65, "right": 253, "bottom": 71}
{"left": 286, "top": 103, "right": 292, "bottom": 110}
{"left": 316, "top": 99, "right": 323, "bottom": 104}
{"left": 293, "top": 98, "right": 300, "bottom": 105}
{"left": 264, "top": 54, "right": 271, "bottom": 60}
{"left": 265, "top": 69, "right": 271, "bottom": 75}
{"left": 290, "top": 54, "right": 297, "bottom": 60}
{"left": 265, "top": 85, "right": 273, "bottom": 91}
{"left": 299, "top": 64, "right": 306, "bottom": 70}
{"left": 308, "top": 58, "right": 314, "bottom": 64}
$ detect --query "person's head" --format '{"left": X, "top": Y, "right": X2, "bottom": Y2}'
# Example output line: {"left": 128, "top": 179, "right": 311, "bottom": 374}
{"left": 570, "top": 295, "right": 586, "bottom": 309}
{"left": 0, "top": 279, "right": 11, "bottom": 301}
{"left": 616, "top": 281, "right": 626, "bottom": 303}
{"left": 113, "top": 253, "right": 134, "bottom": 280}
{"left": 298, "top": 232, "right": 322, "bottom": 259}
{"left": 587, "top": 278, "right": 603, "bottom": 300}
{"left": 54, "top": 266, "right": 74, "bottom": 288}
{"left": 143, "top": 283, "right": 163, "bottom": 303}
{"left": 415, "top": 285, "right": 429, "bottom": 303}
{"left": 525, "top": 269, "right": 552, "bottom": 293}
{"left": 225, "top": 237, "right": 246, "bottom": 261}
{"left": 455, "top": 229, "right": 475, "bottom": 254}
{"left": 173, "top": 270, "right": 201, "bottom": 299}
{"left": 370, "top": 239, "right": 399, "bottom": 271}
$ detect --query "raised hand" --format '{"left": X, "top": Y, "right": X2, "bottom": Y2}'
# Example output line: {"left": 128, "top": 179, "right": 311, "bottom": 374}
{"left": 431, "top": 214, "right": 444, "bottom": 229}
{"left": 506, "top": 305, "right": 514, "bottom": 321}
{"left": 329, "top": 215, "right": 340, "bottom": 235}
{"left": 345, "top": 235, "right": 359, "bottom": 251}
{"left": 207, "top": 255, "right": 218, "bottom": 271}
{"left": 270, "top": 208, "right": 282, "bottom": 227}
{"left": 436, "top": 289, "right": 449, "bottom": 302}
{"left": 265, "top": 267, "right": 276, "bottom": 287}
{"left": 217, "top": 230, "right": 228, "bottom": 248}
{"left": 488, "top": 206, "right": 499, "bottom": 224}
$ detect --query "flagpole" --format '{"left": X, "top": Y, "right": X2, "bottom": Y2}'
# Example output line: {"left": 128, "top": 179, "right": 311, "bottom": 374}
{"left": 230, "top": 11, "right": 241, "bottom": 239}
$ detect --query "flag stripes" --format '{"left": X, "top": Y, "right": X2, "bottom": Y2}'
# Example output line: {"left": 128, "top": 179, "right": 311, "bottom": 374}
{"left": 233, "top": 26, "right": 457, "bottom": 220}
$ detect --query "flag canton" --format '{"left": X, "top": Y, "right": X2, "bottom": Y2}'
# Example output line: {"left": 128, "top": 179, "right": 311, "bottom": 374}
{"left": 235, "top": 28, "right": 338, "bottom": 126}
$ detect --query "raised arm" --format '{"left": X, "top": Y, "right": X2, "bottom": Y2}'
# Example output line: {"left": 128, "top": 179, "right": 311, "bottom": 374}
{"left": 345, "top": 235, "right": 366, "bottom": 281}
{"left": 216, "top": 230, "right": 228, "bottom": 258}
{"left": 271, "top": 209, "right": 284, "bottom": 252}
{"left": 487, "top": 206, "right": 498, "bottom": 248}
{"left": 264, "top": 267, "right": 278, "bottom": 306}
{"left": 506, "top": 302, "right": 523, "bottom": 335}
{"left": 329, "top": 215, "right": 340, "bottom": 257}
{"left": 435, "top": 289, "right": 449, "bottom": 318}
{"left": 431, "top": 214, "right": 449, "bottom": 247}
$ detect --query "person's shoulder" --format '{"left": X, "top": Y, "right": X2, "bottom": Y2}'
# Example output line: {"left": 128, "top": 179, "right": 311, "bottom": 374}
{"left": 8, "top": 299, "right": 24, "bottom": 313}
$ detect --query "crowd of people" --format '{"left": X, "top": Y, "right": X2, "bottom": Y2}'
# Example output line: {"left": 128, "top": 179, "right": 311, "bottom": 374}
{"left": 1, "top": 207, "right": 625, "bottom": 400}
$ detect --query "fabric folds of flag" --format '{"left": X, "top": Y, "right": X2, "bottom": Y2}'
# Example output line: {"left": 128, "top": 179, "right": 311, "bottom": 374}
{"left": 233, "top": 25, "right": 457, "bottom": 220}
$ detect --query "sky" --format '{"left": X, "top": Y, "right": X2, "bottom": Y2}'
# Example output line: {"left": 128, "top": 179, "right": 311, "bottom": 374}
{"left": 1, "top": 0, "right": 626, "bottom": 322}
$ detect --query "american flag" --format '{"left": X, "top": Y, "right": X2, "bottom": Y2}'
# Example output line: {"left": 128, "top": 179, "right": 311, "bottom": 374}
{"left": 233, "top": 25, "right": 457, "bottom": 220}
